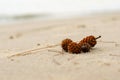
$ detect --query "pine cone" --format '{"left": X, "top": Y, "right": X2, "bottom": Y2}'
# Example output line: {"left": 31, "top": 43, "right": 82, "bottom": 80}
{"left": 78, "top": 42, "right": 91, "bottom": 53}
{"left": 68, "top": 42, "right": 81, "bottom": 54}
{"left": 61, "top": 38, "right": 72, "bottom": 52}
{"left": 80, "top": 35, "right": 101, "bottom": 47}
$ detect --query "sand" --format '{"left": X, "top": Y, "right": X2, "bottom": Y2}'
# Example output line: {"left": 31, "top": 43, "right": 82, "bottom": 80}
{"left": 0, "top": 12, "right": 120, "bottom": 80}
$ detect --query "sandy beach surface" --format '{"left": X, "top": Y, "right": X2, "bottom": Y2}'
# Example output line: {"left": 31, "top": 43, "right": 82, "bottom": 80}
{"left": 0, "top": 12, "right": 120, "bottom": 80}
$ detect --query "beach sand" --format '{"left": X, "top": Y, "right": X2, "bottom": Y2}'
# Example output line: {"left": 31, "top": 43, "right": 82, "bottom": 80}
{"left": 0, "top": 12, "right": 120, "bottom": 80}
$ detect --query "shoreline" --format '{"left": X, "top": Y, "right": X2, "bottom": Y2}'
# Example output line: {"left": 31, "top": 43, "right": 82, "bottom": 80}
{"left": 0, "top": 11, "right": 120, "bottom": 25}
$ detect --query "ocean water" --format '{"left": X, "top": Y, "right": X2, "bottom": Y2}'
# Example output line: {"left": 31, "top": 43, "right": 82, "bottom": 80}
{"left": 0, "top": 0, "right": 120, "bottom": 24}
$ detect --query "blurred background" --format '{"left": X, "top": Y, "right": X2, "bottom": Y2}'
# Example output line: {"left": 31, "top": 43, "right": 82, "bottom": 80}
{"left": 0, "top": 0, "right": 120, "bottom": 24}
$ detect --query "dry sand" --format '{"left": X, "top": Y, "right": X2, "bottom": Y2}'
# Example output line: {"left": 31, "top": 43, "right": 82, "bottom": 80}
{"left": 0, "top": 12, "right": 120, "bottom": 80}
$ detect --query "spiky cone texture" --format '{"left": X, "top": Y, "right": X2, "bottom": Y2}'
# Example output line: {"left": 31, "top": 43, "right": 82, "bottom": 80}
{"left": 78, "top": 42, "right": 91, "bottom": 53}
{"left": 80, "top": 35, "right": 101, "bottom": 47}
{"left": 61, "top": 38, "right": 73, "bottom": 52}
{"left": 68, "top": 42, "right": 81, "bottom": 54}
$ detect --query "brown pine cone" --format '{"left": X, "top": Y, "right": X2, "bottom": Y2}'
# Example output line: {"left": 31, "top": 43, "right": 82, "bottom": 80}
{"left": 78, "top": 42, "right": 91, "bottom": 53}
{"left": 61, "top": 38, "right": 73, "bottom": 52}
{"left": 68, "top": 42, "right": 81, "bottom": 54}
{"left": 80, "top": 35, "right": 101, "bottom": 47}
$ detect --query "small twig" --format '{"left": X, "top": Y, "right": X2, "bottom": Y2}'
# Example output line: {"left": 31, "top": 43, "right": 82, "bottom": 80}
{"left": 98, "top": 40, "right": 117, "bottom": 43}
{"left": 115, "top": 43, "right": 120, "bottom": 47}
{"left": 49, "top": 49, "right": 64, "bottom": 65}
{"left": 109, "top": 54, "right": 120, "bottom": 57}
{"left": 98, "top": 40, "right": 120, "bottom": 47}
{"left": 52, "top": 58, "right": 61, "bottom": 65}
{"left": 7, "top": 44, "right": 60, "bottom": 58}
{"left": 48, "top": 49, "right": 64, "bottom": 54}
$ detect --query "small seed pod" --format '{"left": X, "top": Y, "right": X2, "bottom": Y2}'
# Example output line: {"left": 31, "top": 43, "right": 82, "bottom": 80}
{"left": 61, "top": 38, "right": 73, "bottom": 52}
{"left": 79, "top": 42, "right": 91, "bottom": 53}
{"left": 80, "top": 35, "right": 101, "bottom": 47}
{"left": 68, "top": 42, "right": 81, "bottom": 54}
